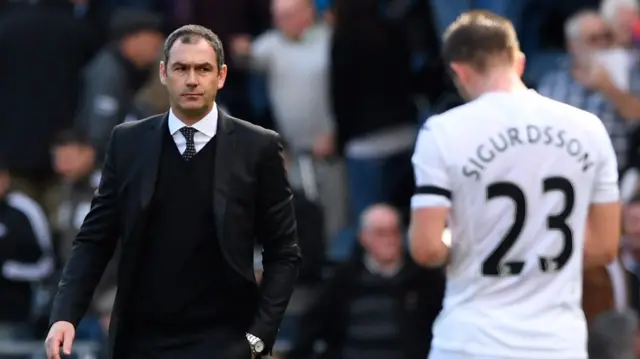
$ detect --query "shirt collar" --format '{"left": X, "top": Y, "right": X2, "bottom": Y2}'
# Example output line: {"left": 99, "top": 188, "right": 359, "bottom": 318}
{"left": 168, "top": 103, "right": 218, "bottom": 137}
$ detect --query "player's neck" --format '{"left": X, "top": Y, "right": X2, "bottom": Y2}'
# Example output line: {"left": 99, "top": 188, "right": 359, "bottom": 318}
{"left": 475, "top": 69, "right": 527, "bottom": 96}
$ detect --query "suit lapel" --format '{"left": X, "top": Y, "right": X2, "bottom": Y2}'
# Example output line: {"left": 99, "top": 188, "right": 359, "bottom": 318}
{"left": 214, "top": 110, "right": 235, "bottom": 239}
{"left": 140, "top": 113, "right": 167, "bottom": 209}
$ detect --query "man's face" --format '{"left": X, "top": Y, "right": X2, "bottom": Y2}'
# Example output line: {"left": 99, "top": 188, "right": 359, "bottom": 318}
{"left": 53, "top": 144, "right": 95, "bottom": 182}
{"left": 360, "top": 210, "right": 403, "bottom": 265}
{"left": 160, "top": 37, "right": 227, "bottom": 118}
{"left": 128, "top": 31, "right": 164, "bottom": 67}
{"left": 572, "top": 16, "right": 613, "bottom": 57}
{"left": 611, "top": 5, "right": 639, "bottom": 47}
{"left": 272, "top": 0, "right": 313, "bottom": 39}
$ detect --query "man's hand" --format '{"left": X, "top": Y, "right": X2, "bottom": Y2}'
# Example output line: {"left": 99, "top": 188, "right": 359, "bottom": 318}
{"left": 312, "top": 132, "right": 335, "bottom": 158}
{"left": 45, "top": 321, "right": 75, "bottom": 359}
{"left": 573, "top": 63, "right": 614, "bottom": 91}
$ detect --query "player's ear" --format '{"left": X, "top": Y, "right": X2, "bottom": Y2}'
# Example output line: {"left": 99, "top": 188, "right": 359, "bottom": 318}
{"left": 159, "top": 61, "right": 167, "bottom": 85}
{"left": 514, "top": 51, "right": 526, "bottom": 78}
{"left": 449, "top": 62, "right": 468, "bottom": 83}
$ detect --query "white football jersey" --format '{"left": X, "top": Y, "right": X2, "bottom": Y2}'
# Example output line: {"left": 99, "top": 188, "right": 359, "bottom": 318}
{"left": 412, "top": 90, "right": 619, "bottom": 359}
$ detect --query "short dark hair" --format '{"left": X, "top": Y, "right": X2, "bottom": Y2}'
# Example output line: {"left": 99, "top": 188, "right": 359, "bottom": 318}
{"left": 441, "top": 11, "right": 519, "bottom": 72}
{"left": 52, "top": 129, "right": 91, "bottom": 147}
{"left": 163, "top": 25, "right": 225, "bottom": 70}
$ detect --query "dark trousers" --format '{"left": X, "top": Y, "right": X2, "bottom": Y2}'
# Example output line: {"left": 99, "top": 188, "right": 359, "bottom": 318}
{"left": 122, "top": 326, "right": 252, "bottom": 359}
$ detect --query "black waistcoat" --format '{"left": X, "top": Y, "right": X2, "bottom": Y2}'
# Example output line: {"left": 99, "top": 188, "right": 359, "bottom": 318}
{"left": 129, "top": 125, "right": 236, "bottom": 334}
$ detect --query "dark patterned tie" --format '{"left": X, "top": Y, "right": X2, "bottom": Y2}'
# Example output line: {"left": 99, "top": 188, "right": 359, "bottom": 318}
{"left": 180, "top": 127, "right": 197, "bottom": 161}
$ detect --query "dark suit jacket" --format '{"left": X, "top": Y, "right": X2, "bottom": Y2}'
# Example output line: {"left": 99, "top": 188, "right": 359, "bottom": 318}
{"left": 50, "top": 109, "right": 301, "bottom": 357}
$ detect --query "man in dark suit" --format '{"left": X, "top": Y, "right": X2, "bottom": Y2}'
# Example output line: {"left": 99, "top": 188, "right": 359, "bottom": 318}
{"left": 45, "top": 24, "right": 301, "bottom": 359}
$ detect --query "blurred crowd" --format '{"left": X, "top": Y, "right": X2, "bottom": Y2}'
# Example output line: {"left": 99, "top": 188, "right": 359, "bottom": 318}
{"left": 1, "top": 0, "right": 640, "bottom": 358}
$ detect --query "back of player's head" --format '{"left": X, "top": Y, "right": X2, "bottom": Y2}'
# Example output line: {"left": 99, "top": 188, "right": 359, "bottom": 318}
{"left": 442, "top": 10, "right": 520, "bottom": 72}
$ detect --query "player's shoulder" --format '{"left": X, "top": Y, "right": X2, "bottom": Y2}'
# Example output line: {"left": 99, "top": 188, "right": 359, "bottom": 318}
{"left": 423, "top": 98, "right": 491, "bottom": 133}
{"left": 535, "top": 93, "right": 607, "bottom": 134}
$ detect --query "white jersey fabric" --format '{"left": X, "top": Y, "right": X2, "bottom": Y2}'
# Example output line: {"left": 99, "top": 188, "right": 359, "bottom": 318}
{"left": 412, "top": 90, "right": 619, "bottom": 359}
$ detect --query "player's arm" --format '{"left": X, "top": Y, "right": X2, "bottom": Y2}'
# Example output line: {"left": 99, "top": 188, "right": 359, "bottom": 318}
{"left": 409, "top": 122, "right": 451, "bottom": 268}
{"left": 585, "top": 120, "right": 621, "bottom": 268}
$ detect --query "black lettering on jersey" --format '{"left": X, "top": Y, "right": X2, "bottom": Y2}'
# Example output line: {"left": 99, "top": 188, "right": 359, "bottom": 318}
{"left": 461, "top": 125, "right": 595, "bottom": 181}
{"left": 556, "top": 130, "right": 566, "bottom": 148}
{"left": 507, "top": 127, "right": 522, "bottom": 145}
{"left": 543, "top": 126, "right": 554, "bottom": 144}
{"left": 462, "top": 166, "right": 481, "bottom": 181}
{"left": 526, "top": 125, "right": 541, "bottom": 143}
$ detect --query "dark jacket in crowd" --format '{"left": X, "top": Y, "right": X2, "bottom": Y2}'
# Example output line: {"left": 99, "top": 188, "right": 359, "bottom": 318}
{"left": 0, "top": 1, "right": 94, "bottom": 179}
{"left": 0, "top": 191, "right": 54, "bottom": 322}
{"left": 75, "top": 45, "right": 152, "bottom": 160}
{"left": 330, "top": 19, "right": 416, "bottom": 154}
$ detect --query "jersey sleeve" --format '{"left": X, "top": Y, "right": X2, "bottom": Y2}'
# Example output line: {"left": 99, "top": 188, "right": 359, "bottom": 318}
{"left": 590, "top": 118, "right": 620, "bottom": 204}
{"left": 411, "top": 122, "right": 452, "bottom": 208}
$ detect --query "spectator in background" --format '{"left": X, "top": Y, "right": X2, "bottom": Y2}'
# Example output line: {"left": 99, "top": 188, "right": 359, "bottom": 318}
{"left": 286, "top": 204, "right": 444, "bottom": 359}
{"left": 538, "top": 10, "right": 640, "bottom": 171}
{"left": 601, "top": 0, "right": 639, "bottom": 48}
{"left": 233, "top": 0, "right": 348, "bottom": 240}
{"left": 75, "top": 9, "right": 163, "bottom": 160}
{"left": 0, "top": 157, "right": 54, "bottom": 339}
{"left": 0, "top": 0, "right": 95, "bottom": 202}
{"left": 45, "top": 131, "right": 120, "bottom": 304}
{"left": 46, "top": 131, "right": 98, "bottom": 264}
{"left": 331, "top": 0, "right": 417, "bottom": 223}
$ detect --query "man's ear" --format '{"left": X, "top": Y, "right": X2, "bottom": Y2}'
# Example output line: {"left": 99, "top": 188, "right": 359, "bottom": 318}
{"left": 217, "top": 64, "right": 228, "bottom": 90}
{"left": 159, "top": 61, "right": 167, "bottom": 85}
{"left": 450, "top": 62, "right": 468, "bottom": 83}
{"left": 514, "top": 51, "right": 526, "bottom": 78}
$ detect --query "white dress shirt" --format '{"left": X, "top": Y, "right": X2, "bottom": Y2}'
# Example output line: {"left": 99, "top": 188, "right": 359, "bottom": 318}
{"left": 168, "top": 103, "right": 218, "bottom": 154}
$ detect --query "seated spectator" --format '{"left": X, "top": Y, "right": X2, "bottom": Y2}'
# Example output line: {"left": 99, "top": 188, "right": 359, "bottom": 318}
{"left": 538, "top": 10, "right": 640, "bottom": 171}
{"left": 0, "top": 156, "right": 54, "bottom": 339}
{"left": 285, "top": 204, "right": 444, "bottom": 359}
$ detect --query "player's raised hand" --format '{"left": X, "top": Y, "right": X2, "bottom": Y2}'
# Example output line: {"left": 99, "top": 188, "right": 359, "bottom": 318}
{"left": 45, "top": 321, "right": 75, "bottom": 359}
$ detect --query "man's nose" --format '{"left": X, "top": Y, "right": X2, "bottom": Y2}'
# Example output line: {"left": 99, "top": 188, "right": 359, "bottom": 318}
{"left": 186, "top": 69, "right": 198, "bottom": 86}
